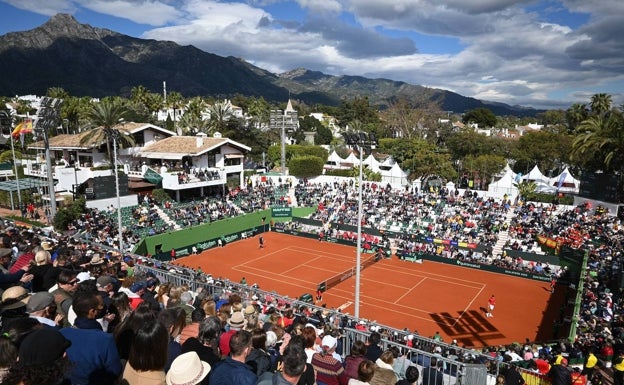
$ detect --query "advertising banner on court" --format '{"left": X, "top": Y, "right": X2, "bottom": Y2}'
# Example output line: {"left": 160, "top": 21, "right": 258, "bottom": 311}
{"left": 272, "top": 207, "right": 292, "bottom": 217}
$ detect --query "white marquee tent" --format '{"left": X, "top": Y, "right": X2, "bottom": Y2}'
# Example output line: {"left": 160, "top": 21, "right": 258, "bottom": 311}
{"left": 550, "top": 167, "right": 580, "bottom": 194}
{"left": 487, "top": 166, "right": 519, "bottom": 199}
{"left": 363, "top": 154, "right": 381, "bottom": 172}
{"left": 523, "top": 165, "right": 549, "bottom": 184}
{"left": 380, "top": 162, "right": 409, "bottom": 186}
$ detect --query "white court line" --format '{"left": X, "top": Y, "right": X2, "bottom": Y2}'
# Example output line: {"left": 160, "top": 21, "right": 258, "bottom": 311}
{"left": 452, "top": 284, "right": 487, "bottom": 327}
{"left": 394, "top": 277, "right": 427, "bottom": 304}
{"left": 372, "top": 263, "right": 485, "bottom": 287}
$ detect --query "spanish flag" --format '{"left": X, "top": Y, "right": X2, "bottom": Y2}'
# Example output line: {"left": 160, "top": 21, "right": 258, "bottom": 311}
{"left": 11, "top": 122, "right": 23, "bottom": 137}
{"left": 11, "top": 119, "right": 33, "bottom": 137}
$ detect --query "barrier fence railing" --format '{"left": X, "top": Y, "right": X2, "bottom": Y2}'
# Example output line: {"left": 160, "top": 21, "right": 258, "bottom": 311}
{"left": 131, "top": 262, "right": 505, "bottom": 377}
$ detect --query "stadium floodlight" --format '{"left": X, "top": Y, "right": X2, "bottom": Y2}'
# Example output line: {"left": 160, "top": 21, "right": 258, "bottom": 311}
{"left": 341, "top": 131, "right": 377, "bottom": 319}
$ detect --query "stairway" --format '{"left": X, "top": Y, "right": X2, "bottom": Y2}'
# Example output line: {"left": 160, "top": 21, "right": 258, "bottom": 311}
{"left": 491, "top": 207, "right": 517, "bottom": 258}
{"left": 153, "top": 205, "right": 181, "bottom": 231}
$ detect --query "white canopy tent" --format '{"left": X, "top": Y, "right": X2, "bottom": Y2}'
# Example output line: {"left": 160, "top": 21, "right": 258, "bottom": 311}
{"left": 550, "top": 167, "right": 580, "bottom": 194}
{"left": 487, "top": 167, "right": 519, "bottom": 200}
{"left": 326, "top": 150, "right": 345, "bottom": 164}
{"left": 523, "top": 165, "right": 549, "bottom": 184}
{"left": 344, "top": 152, "right": 360, "bottom": 166}
{"left": 363, "top": 154, "right": 382, "bottom": 172}
{"left": 380, "top": 162, "right": 409, "bottom": 187}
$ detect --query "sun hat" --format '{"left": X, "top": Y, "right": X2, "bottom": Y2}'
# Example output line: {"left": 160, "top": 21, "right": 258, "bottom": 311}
{"left": 26, "top": 292, "right": 55, "bottom": 313}
{"left": 0, "top": 248, "right": 12, "bottom": 258}
{"left": 244, "top": 305, "right": 256, "bottom": 316}
{"left": 166, "top": 351, "right": 210, "bottom": 385}
{"left": 90, "top": 254, "right": 104, "bottom": 265}
{"left": 227, "top": 311, "right": 248, "bottom": 329}
{"left": 1, "top": 286, "right": 30, "bottom": 310}
{"left": 19, "top": 328, "right": 71, "bottom": 366}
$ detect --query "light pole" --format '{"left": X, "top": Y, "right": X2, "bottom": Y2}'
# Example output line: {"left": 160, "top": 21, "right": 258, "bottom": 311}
{"left": 270, "top": 107, "right": 297, "bottom": 178}
{"left": 34, "top": 97, "right": 63, "bottom": 219}
{"left": 342, "top": 131, "right": 377, "bottom": 319}
{"left": 108, "top": 127, "right": 124, "bottom": 255}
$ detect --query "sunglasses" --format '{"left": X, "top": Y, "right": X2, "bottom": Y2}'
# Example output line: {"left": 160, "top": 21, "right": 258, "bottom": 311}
{"left": 66, "top": 280, "right": 79, "bottom": 285}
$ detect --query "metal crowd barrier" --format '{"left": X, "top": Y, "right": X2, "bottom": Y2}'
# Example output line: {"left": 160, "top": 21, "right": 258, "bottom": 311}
{"left": 133, "top": 260, "right": 501, "bottom": 385}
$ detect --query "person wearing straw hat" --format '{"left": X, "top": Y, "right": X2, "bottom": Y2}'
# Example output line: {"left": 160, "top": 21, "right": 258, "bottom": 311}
{"left": 167, "top": 351, "right": 211, "bottom": 385}
{"left": 219, "top": 311, "right": 247, "bottom": 358}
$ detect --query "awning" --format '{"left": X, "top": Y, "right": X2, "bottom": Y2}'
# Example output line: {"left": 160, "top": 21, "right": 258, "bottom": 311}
{"left": 140, "top": 152, "right": 185, "bottom": 160}
{"left": 224, "top": 154, "right": 244, "bottom": 159}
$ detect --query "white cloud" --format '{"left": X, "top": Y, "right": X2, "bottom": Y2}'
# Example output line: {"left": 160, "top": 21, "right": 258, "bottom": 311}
{"left": 3, "top": 0, "right": 75, "bottom": 16}
{"left": 4, "top": 0, "right": 623, "bottom": 108}
{"left": 80, "top": 0, "right": 184, "bottom": 26}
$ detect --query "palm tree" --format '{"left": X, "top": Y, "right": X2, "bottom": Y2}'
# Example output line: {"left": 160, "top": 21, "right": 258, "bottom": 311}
{"left": 566, "top": 103, "right": 588, "bottom": 132}
{"left": 206, "top": 100, "right": 233, "bottom": 134}
{"left": 590, "top": 93, "right": 612, "bottom": 116}
{"left": 81, "top": 99, "right": 135, "bottom": 163}
{"left": 166, "top": 91, "right": 184, "bottom": 135}
{"left": 572, "top": 113, "right": 624, "bottom": 172}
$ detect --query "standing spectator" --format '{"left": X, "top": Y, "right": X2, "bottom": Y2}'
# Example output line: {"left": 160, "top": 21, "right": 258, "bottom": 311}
{"left": 166, "top": 351, "right": 211, "bottom": 385}
{"left": 246, "top": 328, "right": 272, "bottom": 377}
{"left": 30, "top": 249, "right": 58, "bottom": 292}
{"left": 258, "top": 341, "right": 308, "bottom": 385}
{"left": 348, "top": 360, "right": 375, "bottom": 385}
{"left": 365, "top": 331, "right": 383, "bottom": 362}
{"left": 220, "top": 312, "right": 247, "bottom": 358}
{"left": 421, "top": 357, "right": 444, "bottom": 385}
{"left": 26, "top": 291, "right": 61, "bottom": 328}
{"left": 396, "top": 366, "right": 420, "bottom": 385}
{"left": 581, "top": 349, "right": 598, "bottom": 382}
{"left": 182, "top": 316, "right": 222, "bottom": 368}
{"left": 60, "top": 291, "right": 122, "bottom": 385}
{"left": 51, "top": 271, "right": 78, "bottom": 325}
{"left": 122, "top": 320, "right": 168, "bottom": 385}
{"left": 158, "top": 308, "right": 185, "bottom": 372}
{"left": 614, "top": 351, "right": 624, "bottom": 385}
{"left": 311, "top": 334, "right": 348, "bottom": 385}
{"left": 2, "top": 328, "right": 72, "bottom": 385}
{"left": 344, "top": 340, "right": 368, "bottom": 380}
{"left": 0, "top": 286, "right": 30, "bottom": 331}
{"left": 547, "top": 358, "right": 572, "bottom": 385}
{"left": 210, "top": 330, "right": 257, "bottom": 385}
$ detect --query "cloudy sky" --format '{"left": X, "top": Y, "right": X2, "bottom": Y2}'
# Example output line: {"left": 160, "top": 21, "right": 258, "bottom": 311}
{"left": 1, "top": 0, "right": 623, "bottom": 110}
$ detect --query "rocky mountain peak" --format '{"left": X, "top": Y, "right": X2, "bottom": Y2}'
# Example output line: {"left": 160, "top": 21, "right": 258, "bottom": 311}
{"left": 0, "top": 13, "right": 111, "bottom": 52}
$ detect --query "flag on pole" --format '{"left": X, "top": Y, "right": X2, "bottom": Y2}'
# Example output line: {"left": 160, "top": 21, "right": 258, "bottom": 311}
{"left": 20, "top": 119, "right": 33, "bottom": 135}
{"left": 11, "top": 122, "right": 23, "bottom": 137}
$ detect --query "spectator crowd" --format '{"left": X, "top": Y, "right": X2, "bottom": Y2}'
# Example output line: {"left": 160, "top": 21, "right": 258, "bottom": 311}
{"left": 1, "top": 178, "right": 624, "bottom": 384}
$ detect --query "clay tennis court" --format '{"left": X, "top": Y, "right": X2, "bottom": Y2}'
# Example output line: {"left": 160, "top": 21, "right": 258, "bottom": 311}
{"left": 175, "top": 232, "right": 567, "bottom": 347}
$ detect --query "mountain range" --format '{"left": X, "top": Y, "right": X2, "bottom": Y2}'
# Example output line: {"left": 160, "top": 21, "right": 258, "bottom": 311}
{"left": 0, "top": 14, "right": 542, "bottom": 117}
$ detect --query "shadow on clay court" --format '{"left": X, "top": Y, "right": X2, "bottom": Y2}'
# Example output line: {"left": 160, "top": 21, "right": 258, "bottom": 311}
{"left": 429, "top": 310, "right": 505, "bottom": 347}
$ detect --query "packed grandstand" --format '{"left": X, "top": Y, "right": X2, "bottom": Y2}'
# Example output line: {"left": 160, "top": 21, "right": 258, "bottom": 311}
{"left": 0, "top": 178, "right": 621, "bottom": 385}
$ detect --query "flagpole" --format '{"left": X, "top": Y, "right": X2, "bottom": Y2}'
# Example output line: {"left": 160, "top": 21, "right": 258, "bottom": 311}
{"left": 10, "top": 121, "right": 22, "bottom": 206}
{"left": 10, "top": 134, "right": 22, "bottom": 206}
